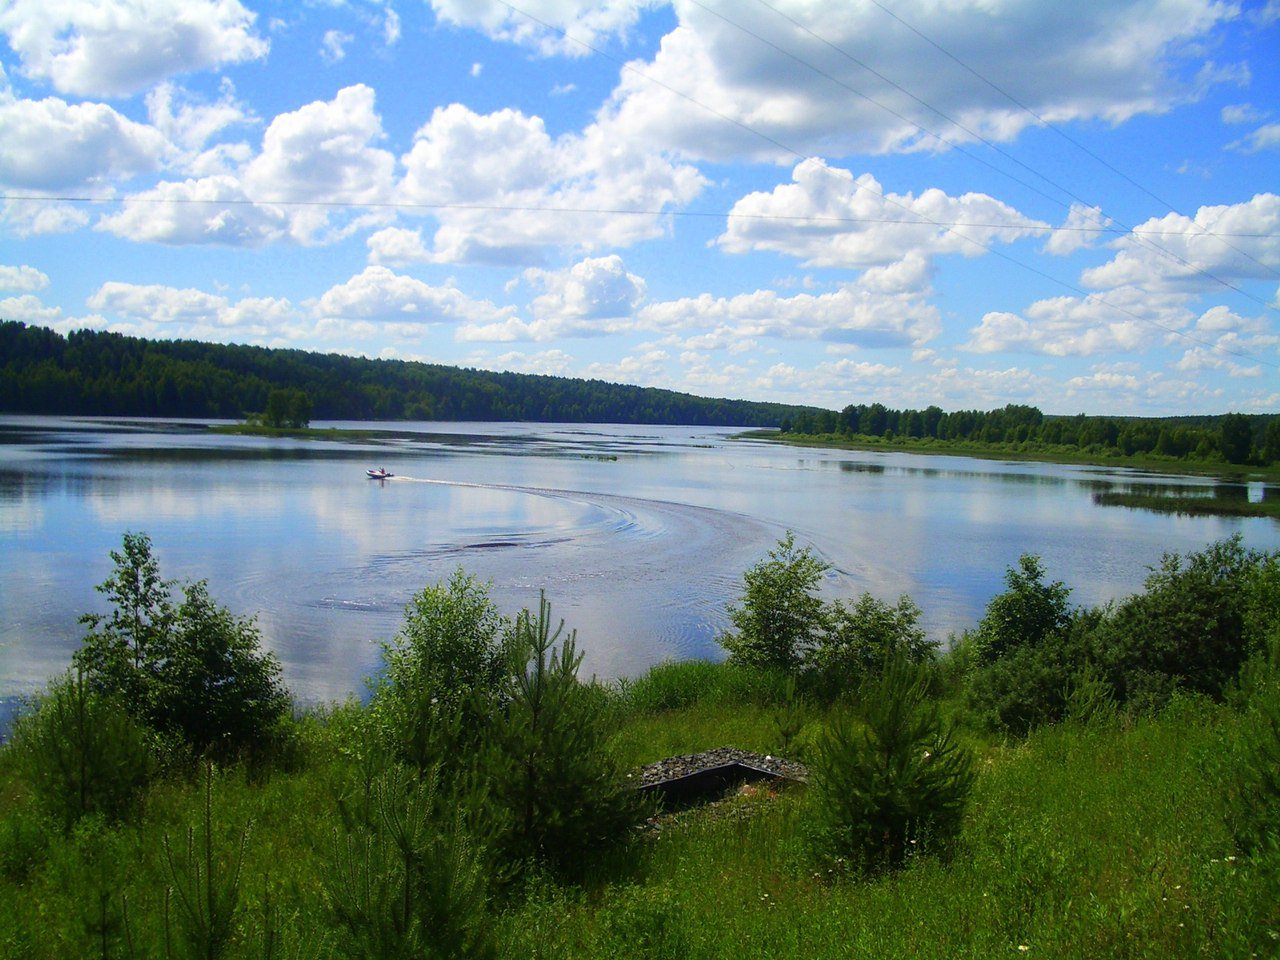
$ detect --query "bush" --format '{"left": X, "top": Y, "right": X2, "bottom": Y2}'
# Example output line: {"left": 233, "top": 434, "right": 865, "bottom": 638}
{"left": 807, "top": 654, "right": 974, "bottom": 874}
{"left": 973, "top": 554, "right": 1071, "bottom": 666}
{"left": 1093, "top": 537, "right": 1271, "bottom": 708}
{"left": 721, "top": 532, "right": 829, "bottom": 673}
{"left": 74, "top": 533, "right": 289, "bottom": 761}
{"left": 809, "top": 592, "right": 933, "bottom": 698}
{"left": 483, "top": 594, "right": 648, "bottom": 883}
{"left": 967, "top": 609, "right": 1100, "bottom": 735}
{"left": 327, "top": 766, "right": 493, "bottom": 960}
{"left": 371, "top": 569, "right": 514, "bottom": 776}
{"left": 9, "top": 670, "right": 155, "bottom": 831}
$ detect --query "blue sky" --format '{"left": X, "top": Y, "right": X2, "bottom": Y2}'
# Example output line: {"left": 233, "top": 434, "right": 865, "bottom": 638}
{"left": 1, "top": 0, "right": 1278, "bottom": 416}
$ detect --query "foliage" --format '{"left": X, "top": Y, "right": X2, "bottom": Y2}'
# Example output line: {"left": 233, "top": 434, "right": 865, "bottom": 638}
{"left": 162, "top": 765, "right": 251, "bottom": 960}
{"left": 261, "top": 388, "right": 312, "bottom": 429}
{"left": 810, "top": 592, "right": 933, "bottom": 696}
{"left": 972, "top": 554, "right": 1071, "bottom": 666}
{"left": 1225, "top": 643, "right": 1280, "bottom": 858}
{"left": 1219, "top": 412, "right": 1254, "bottom": 464}
{"left": 807, "top": 654, "right": 974, "bottom": 874}
{"left": 1092, "top": 536, "right": 1271, "bottom": 709}
{"left": 9, "top": 670, "right": 155, "bottom": 831}
{"left": 371, "top": 570, "right": 513, "bottom": 776}
{"left": 75, "top": 533, "right": 289, "bottom": 760}
{"left": 721, "top": 532, "right": 830, "bottom": 673}
{"left": 326, "top": 766, "right": 492, "bottom": 960}
{"left": 483, "top": 594, "right": 647, "bottom": 883}
{"left": 967, "top": 609, "right": 1101, "bottom": 735}
{"left": 0, "top": 320, "right": 813, "bottom": 426}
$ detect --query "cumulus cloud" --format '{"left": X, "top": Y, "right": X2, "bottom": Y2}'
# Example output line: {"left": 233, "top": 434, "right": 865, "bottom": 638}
{"left": 527, "top": 255, "right": 646, "bottom": 322}
{"left": 310, "top": 266, "right": 516, "bottom": 329}
{"left": 428, "top": 0, "right": 653, "bottom": 57}
{"left": 0, "top": 293, "right": 64, "bottom": 324}
{"left": 0, "top": 94, "right": 170, "bottom": 190}
{"left": 596, "top": 0, "right": 1240, "bottom": 163}
{"left": 367, "top": 227, "right": 434, "bottom": 266}
{"left": 398, "top": 103, "right": 705, "bottom": 263}
{"left": 321, "top": 30, "right": 354, "bottom": 64}
{"left": 718, "top": 159, "right": 1047, "bottom": 271}
{"left": 83, "top": 281, "right": 298, "bottom": 340}
{"left": 1045, "top": 203, "right": 1112, "bottom": 257}
{"left": 0, "top": 265, "right": 50, "bottom": 292}
{"left": 96, "top": 175, "right": 289, "bottom": 246}
{"left": 146, "top": 80, "right": 253, "bottom": 154}
{"left": 964, "top": 286, "right": 1192, "bottom": 357}
{"left": 1081, "top": 193, "right": 1280, "bottom": 291}
{"left": 0, "top": 0, "right": 268, "bottom": 98}
{"left": 637, "top": 282, "right": 941, "bottom": 348}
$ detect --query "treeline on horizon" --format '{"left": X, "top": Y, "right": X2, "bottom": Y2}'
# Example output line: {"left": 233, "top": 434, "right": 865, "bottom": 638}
{"left": 783, "top": 401, "right": 1280, "bottom": 466}
{"left": 0, "top": 321, "right": 815, "bottom": 427}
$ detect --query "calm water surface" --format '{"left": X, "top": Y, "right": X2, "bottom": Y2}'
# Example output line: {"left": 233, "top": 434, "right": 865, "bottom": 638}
{"left": 3, "top": 415, "right": 1278, "bottom": 720}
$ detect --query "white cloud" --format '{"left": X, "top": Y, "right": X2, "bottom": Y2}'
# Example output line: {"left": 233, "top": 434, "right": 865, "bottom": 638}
{"left": 527, "top": 255, "right": 646, "bottom": 322}
{"left": 638, "top": 282, "right": 941, "bottom": 348}
{"left": 1, "top": 198, "right": 90, "bottom": 236}
{"left": 1045, "top": 203, "right": 1112, "bottom": 256}
{"left": 321, "top": 30, "right": 354, "bottom": 64}
{"left": 88, "top": 281, "right": 227, "bottom": 325}
{"left": 0, "top": 294, "right": 64, "bottom": 324}
{"left": 367, "top": 227, "right": 433, "bottom": 266}
{"left": 718, "top": 159, "right": 1047, "bottom": 272}
{"left": 596, "top": 0, "right": 1240, "bottom": 163}
{"left": 310, "top": 266, "right": 516, "bottom": 327}
{"left": 0, "top": 95, "right": 170, "bottom": 190}
{"left": 384, "top": 8, "right": 402, "bottom": 46}
{"left": 146, "top": 80, "right": 253, "bottom": 154}
{"left": 96, "top": 175, "right": 289, "bottom": 246}
{"left": 1228, "top": 122, "right": 1280, "bottom": 153}
{"left": 0, "top": 265, "right": 50, "bottom": 292}
{"left": 244, "top": 84, "right": 395, "bottom": 206}
{"left": 428, "top": 0, "right": 652, "bottom": 57}
{"left": 1221, "top": 103, "right": 1266, "bottom": 124}
{"left": 398, "top": 103, "right": 705, "bottom": 264}
{"left": 1081, "top": 193, "right": 1280, "bottom": 290}
{"left": 0, "top": 0, "right": 268, "bottom": 98}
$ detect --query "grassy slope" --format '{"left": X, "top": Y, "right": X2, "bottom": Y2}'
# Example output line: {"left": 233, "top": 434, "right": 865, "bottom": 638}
{"left": 1, "top": 685, "right": 1274, "bottom": 959}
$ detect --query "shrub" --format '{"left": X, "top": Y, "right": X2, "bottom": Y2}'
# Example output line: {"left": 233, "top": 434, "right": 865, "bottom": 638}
{"left": 327, "top": 766, "right": 493, "bottom": 960}
{"left": 721, "top": 532, "right": 829, "bottom": 673}
{"left": 807, "top": 653, "right": 974, "bottom": 874}
{"left": 972, "top": 554, "right": 1071, "bottom": 666}
{"left": 371, "top": 569, "right": 514, "bottom": 776}
{"left": 75, "top": 532, "right": 289, "bottom": 760}
{"left": 483, "top": 593, "right": 648, "bottom": 883}
{"left": 9, "top": 670, "right": 155, "bottom": 830}
{"left": 1093, "top": 536, "right": 1271, "bottom": 708}
{"left": 967, "top": 609, "right": 1100, "bottom": 734}
{"left": 809, "top": 592, "right": 933, "bottom": 697}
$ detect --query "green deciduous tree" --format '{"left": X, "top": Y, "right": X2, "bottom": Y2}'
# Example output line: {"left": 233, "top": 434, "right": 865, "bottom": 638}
{"left": 973, "top": 554, "right": 1071, "bottom": 666}
{"left": 810, "top": 593, "right": 933, "bottom": 695}
{"left": 1220, "top": 412, "right": 1254, "bottom": 464}
{"left": 372, "top": 570, "right": 514, "bottom": 776}
{"left": 75, "top": 533, "right": 289, "bottom": 760}
{"left": 721, "top": 532, "right": 830, "bottom": 673}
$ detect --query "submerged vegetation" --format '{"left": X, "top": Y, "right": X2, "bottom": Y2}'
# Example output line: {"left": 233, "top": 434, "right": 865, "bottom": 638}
{"left": 2, "top": 532, "right": 1279, "bottom": 958}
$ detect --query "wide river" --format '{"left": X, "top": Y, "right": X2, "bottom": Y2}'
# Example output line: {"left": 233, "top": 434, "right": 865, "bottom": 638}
{"left": 3, "top": 415, "right": 1278, "bottom": 723}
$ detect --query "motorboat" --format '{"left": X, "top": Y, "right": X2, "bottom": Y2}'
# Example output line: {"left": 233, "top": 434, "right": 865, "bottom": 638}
{"left": 366, "top": 467, "right": 393, "bottom": 479}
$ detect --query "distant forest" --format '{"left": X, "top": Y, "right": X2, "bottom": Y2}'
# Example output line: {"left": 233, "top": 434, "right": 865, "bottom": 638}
{"left": 782, "top": 402, "right": 1280, "bottom": 466}
{"left": 0, "top": 322, "right": 816, "bottom": 427}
